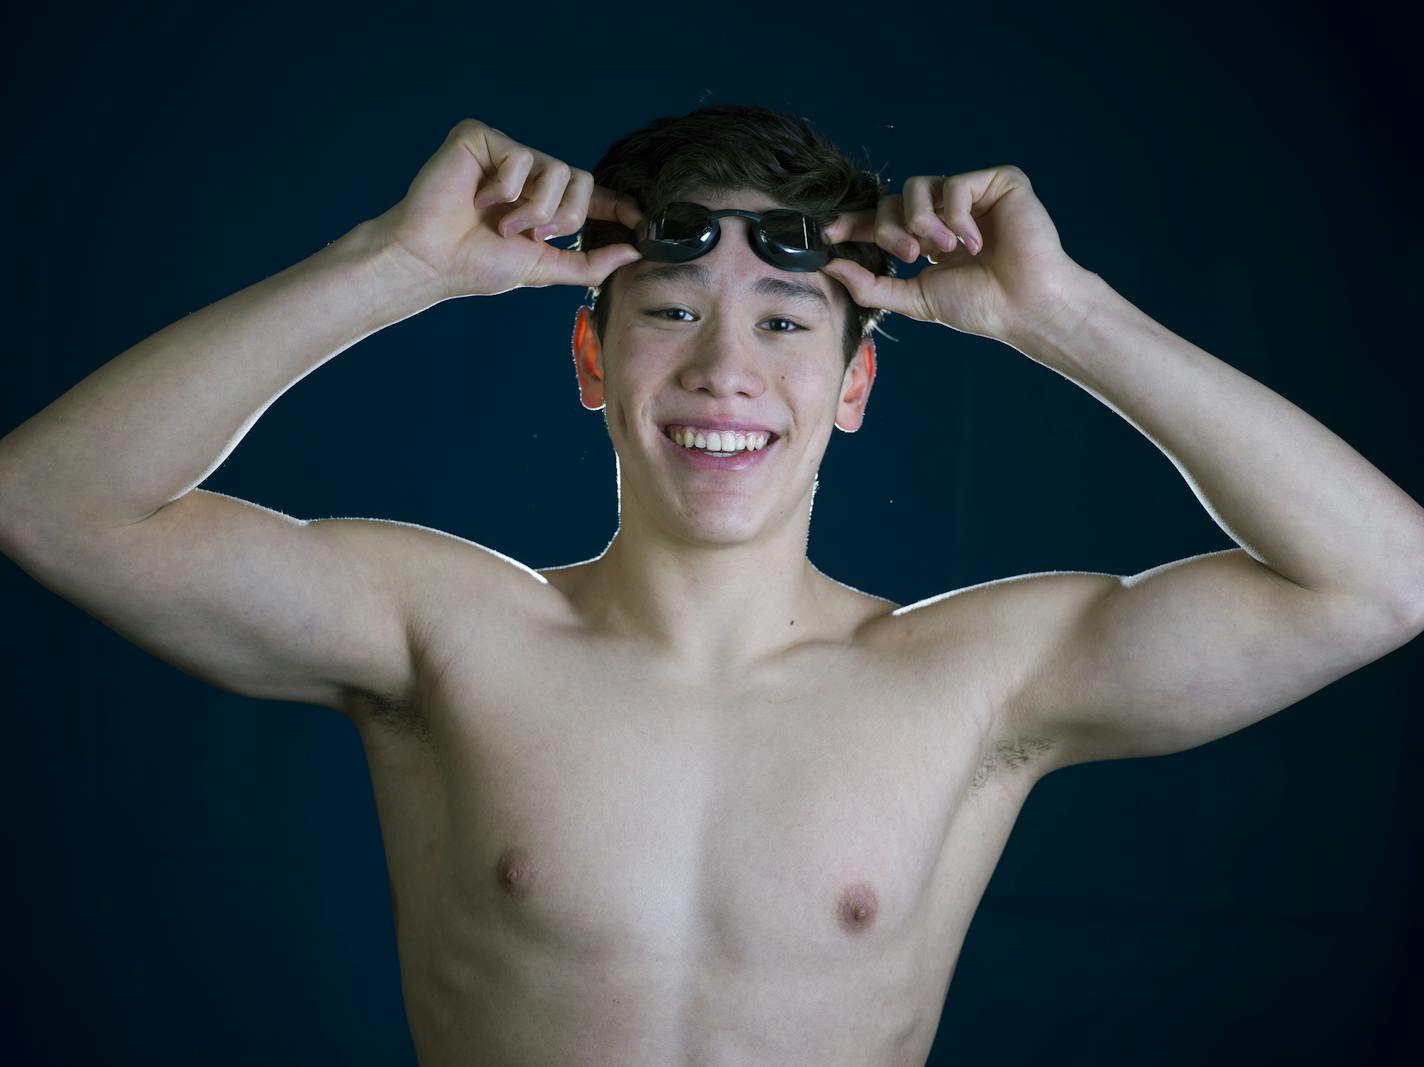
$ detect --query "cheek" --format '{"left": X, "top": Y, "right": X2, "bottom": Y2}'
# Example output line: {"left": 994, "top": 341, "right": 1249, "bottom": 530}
{"left": 599, "top": 351, "right": 659, "bottom": 447}
{"left": 780, "top": 367, "right": 842, "bottom": 414}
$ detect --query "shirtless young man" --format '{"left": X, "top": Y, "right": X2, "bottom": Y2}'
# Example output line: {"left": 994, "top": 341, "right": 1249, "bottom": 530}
{"left": 2, "top": 109, "right": 1422, "bottom": 1066}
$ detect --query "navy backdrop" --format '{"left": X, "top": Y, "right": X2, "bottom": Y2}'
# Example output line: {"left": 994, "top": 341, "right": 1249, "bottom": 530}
{"left": 2, "top": 1, "right": 1419, "bottom": 1064}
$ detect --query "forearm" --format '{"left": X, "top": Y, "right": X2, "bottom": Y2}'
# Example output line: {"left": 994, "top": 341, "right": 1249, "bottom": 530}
{"left": 1007, "top": 270, "right": 1424, "bottom": 610}
{"left": 0, "top": 220, "right": 443, "bottom": 529}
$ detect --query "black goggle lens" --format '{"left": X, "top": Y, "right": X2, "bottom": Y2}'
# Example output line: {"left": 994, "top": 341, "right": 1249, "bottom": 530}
{"left": 647, "top": 202, "right": 717, "bottom": 245}
{"left": 634, "top": 202, "right": 833, "bottom": 272}
{"left": 644, "top": 203, "right": 826, "bottom": 252}
{"left": 759, "top": 209, "right": 818, "bottom": 251}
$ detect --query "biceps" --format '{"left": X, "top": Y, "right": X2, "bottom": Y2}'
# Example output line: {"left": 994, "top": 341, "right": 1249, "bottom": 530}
{"left": 4, "top": 489, "right": 414, "bottom": 710}
{"left": 1014, "top": 548, "right": 1408, "bottom": 766}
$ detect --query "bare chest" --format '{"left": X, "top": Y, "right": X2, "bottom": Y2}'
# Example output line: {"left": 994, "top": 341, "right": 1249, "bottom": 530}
{"left": 353, "top": 608, "right": 1036, "bottom": 1061}
{"left": 362, "top": 611, "right": 1034, "bottom": 944}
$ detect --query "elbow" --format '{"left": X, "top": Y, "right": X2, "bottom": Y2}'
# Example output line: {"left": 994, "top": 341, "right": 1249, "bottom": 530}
{"left": 0, "top": 462, "right": 21, "bottom": 557}
{"left": 1352, "top": 520, "right": 1424, "bottom": 635}
{"left": 1401, "top": 513, "right": 1424, "bottom": 631}
{"left": 1395, "top": 529, "right": 1424, "bottom": 634}
{"left": 1396, "top": 589, "right": 1424, "bottom": 636}
{"left": 1384, "top": 556, "right": 1424, "bottom": 634}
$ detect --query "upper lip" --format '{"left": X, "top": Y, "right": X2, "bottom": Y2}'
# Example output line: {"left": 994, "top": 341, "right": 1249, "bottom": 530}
{"left": 660, "top": 417, "right": 780, "bottom": 440}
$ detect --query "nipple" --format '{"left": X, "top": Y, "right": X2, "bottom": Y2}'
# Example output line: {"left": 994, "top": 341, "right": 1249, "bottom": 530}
{"left": 495, "top": 846, "right": 536, "bottom": 900}
{"left": 836, "top": 881, "right": 879, "bottom": 934}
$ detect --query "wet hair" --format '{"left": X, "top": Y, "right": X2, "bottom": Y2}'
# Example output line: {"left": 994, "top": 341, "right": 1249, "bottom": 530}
{"left": 573, "top": 103, "right": 897, "bottom": 366}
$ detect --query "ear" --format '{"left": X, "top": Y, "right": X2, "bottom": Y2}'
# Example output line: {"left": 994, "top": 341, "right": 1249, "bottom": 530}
{"left": 834, "top": 336, "right": 877, "bottom": 432}
{"left": 572, "top": 305, "right": 606, "bottom": 410}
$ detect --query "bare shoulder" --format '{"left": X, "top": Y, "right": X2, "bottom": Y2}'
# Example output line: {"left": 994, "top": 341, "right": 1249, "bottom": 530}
{"left": 329, "top": 517, "right": 564, "bottom": 718}
{"left": 857, "top": 569, "right": 1119, "bottom": 775}
{"left": 349, "top": 516, "right": 557, "bottom": 617}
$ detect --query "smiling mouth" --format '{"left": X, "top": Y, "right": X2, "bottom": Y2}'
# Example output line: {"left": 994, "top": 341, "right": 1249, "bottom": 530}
{"left": 660, "top": 425, "right": 781, "bottom": 454}
{"left": 658, "top": 426, "right": 781, "bottom": 467}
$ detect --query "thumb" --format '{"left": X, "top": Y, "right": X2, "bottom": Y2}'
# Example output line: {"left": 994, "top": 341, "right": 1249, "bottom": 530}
{"left": 589, "top": 243, "right": 645, "bottom": 283}
{"left": 822, "top": 258, "right": 915, "bottom": 320}
{"left": 545, "top": 242, "right": 644, "bottom": 289}
{"left": 821, "top": 258, "right": 877, "bottom": 308}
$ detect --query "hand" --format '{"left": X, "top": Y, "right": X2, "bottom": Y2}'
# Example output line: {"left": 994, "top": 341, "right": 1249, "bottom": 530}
{"left": 818, "top": 165, "right": 1091, "bottom": 343}
{"left": 366, "top": 119, "right": 645, "bottom": 300}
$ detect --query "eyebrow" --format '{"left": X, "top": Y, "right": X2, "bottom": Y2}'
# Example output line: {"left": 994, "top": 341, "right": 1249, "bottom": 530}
{"left": 623, "top": 262, "right": 831, "bottom": 311}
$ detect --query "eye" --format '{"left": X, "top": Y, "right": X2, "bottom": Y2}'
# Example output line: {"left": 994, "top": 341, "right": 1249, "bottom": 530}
{"left": 763, "top": 317, "right": 805, "bottom": 333}
{"left": 644, "top": 309, "right": 807, "bottom": 332}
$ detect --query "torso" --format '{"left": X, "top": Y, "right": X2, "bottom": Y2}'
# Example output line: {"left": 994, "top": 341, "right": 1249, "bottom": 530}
{"left": 345, "top": 554, "right": 1053, "bottom": 1067}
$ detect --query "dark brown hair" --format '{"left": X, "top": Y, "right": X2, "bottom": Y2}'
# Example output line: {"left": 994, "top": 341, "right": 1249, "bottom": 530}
{"left": 573, "top": 103, "right": 897, "bottom": 365}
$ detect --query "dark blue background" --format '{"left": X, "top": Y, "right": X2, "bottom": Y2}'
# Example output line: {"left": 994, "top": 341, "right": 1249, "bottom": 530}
{"left": 3, "top": 1, "right": 1419, "bottom": 1064}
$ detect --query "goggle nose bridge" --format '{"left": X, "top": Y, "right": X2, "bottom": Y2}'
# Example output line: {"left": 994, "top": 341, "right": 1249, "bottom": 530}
{"left": 649, "top": 207, "right": 779, "bottom": 258}
{"left": 689, "top": 208, "right": 775, "bottom": 256}
{"left": 637, "top": 203, "right": 831, "bottom": 272}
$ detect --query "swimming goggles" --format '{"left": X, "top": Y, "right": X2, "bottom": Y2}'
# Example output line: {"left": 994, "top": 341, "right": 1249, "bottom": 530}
{"left": 629, "top": 201, "right": 838, "bottom": 273}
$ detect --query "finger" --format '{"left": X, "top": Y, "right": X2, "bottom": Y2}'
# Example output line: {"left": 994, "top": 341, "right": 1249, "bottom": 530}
{"left": 874, "top": 194, "right": 921, "bottom": 263}
{"left": 533, "top": 240, "right": 644, "bottom": 289}
{"left": 904, "top": 175, "right": 961, "bottom": 257}
{"left": 587, "top": 184, "right": 644, "bottom": 230}
{"left": 819, "top": 257, "right": 933, "bottom": 323}
{"left": 939, "top": 175, "right": 984, "bottom": 255}
{"left": 473, "top": 145, "right": 536, "bottom": 211}
{"left": 821, "top": 207, "right": 877, "bottom": 245}
{"left": 497, "top": 158, "right": 574, "bottom": 238}
{"left": 530, "top": 168, "right": 594, "bottom": 241}
{"left": 923, "top": 242, "right": 974, "bottom": 266}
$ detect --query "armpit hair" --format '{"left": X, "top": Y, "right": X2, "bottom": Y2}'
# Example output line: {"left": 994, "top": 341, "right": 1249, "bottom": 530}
{"left": 341, "top": 686, "right": 436, "bottom": 750}
{"left": 968, "top": 733, "right": 1057, "bottom": 793}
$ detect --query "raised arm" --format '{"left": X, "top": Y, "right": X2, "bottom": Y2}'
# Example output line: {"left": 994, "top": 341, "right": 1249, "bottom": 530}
{"left": 827, "top": 163, "right": 1424, "bottom": 773}
{"left": 0, "top": 211, "right": 447, "bottom": 710}
{"left": 0, "top": 118, "right": 645, "bottom": 713}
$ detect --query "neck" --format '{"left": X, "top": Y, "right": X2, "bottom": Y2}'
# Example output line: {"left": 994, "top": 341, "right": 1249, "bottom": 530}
{"left": 572, "top": 491, "right": 828, "bottom": 676}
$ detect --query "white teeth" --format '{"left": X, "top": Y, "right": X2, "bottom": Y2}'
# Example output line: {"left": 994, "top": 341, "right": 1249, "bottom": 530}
{"left": 667, "top": 425, "right": 771, "bottom": 453}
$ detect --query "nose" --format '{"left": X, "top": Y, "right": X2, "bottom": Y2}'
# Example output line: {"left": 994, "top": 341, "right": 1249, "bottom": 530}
{"left": 677, "top": 325, "right": 769, "bottom": 400}
{"left": 675, "top": 216, "right": 772, "bottom": 399}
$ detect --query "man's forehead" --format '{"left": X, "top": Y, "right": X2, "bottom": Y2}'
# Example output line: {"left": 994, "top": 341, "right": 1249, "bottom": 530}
{"left": 622, "top": 259, "right": 836, "bottom": 313}
{"left": 620, "top": 192, "right": 839, "bottom": 309}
